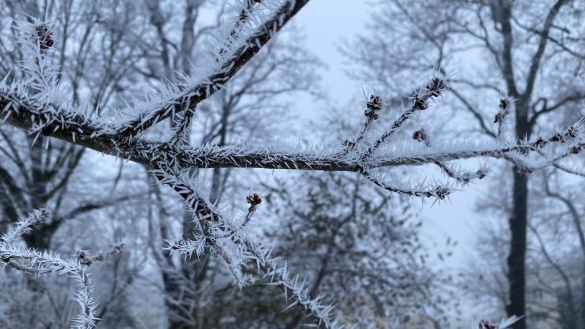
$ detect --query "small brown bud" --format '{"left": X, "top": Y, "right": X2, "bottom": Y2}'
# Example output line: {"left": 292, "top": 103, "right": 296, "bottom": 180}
{"left": 435, "top": 187, "right": 449, "bottom": 199}
{"left": 413, "top": 96, "right": 427, "bottom": 110}
{"left": 426, "top": 77, "right": 447, "bottom": 97}
{"left": 551, "top": 133, "right": 564, "bottom": 142}
{"left": 364, "top": 109, "right": 379, "bottom": 120}
{"left": 77, "top": 250, "right": 93, "bottom": 266}
{"left": 246, "top": 193, "right": 262, "bottom": 206}
{"left": 343, "top": 140, "right": 355, "bottom": 148}
{"left": 33, "top": 24, "right": 54, "bottom": 51}
{"left": 114, "top": 244, "right": 125, "bottom": 253}
{"left": 494, "top": 113, "right": 502, "bottom": 123}
{"left": 499, "top": 99, "right": 509, "bottom": 111}
{"left": 366, "top": 95, "right": 383, "bottom": 111}
{"left": 171, "top": 240, "right": 184, "bottom": 250}
{"left": 567, "top": 127, "right": 578, "bottom": 138}
{"left": 412, "top": 129, "right": 427, "bottom": 142}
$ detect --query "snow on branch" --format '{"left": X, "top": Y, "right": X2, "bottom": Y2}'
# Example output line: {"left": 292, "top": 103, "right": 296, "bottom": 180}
{"left": 477, "top": 315, "right": 522, "bottom": 329}
{"left": 154, "top": 164, "right": 342, "bottom": 328}
{"left": 115, "top": 0, "right": 310, "bottom": 139}
{"left": 0, "top": 209, "right": 122, "bottom": 329}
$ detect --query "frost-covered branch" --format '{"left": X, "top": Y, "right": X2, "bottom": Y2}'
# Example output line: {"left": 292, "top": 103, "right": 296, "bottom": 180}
{"left": 342, "top": 94, "right": 383, "bottom": 153}
{"left": 2, "top": 74, "right": 582, "bottom": 191}
{"left": 363, "top": 77, "right": 448, "bottom": 158}
{"left": 361, "top": 168, "right": 452, "bottom": 199}
{"left": 115, "top": 0, "right": 309, "bottom": 139}
{"left": 0, "top": 209, "right": 110, "bottom": 329}
{"left": 155, "top": 164, "right": 342, "bottom": 328}
{"left": 478, "top": 315, "right": 522, "bottom": 329}
{"left": 218, "top": 0, "right": 261, "bottom": 59}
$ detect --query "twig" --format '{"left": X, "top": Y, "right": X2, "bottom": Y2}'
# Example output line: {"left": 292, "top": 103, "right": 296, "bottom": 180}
{"left": 360, "top": 169, "right": 451, "bottom": 200}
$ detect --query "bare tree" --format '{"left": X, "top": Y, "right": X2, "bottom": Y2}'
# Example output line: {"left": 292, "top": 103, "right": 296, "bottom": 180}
{"left": 344, "top": 1, "right": 585, "bottom": 328}
{"left": 0, "top": 1, "right": 582, "bottom": 328}
{"left": 265, "top": 170, "right": 454, "bottom": 327}
{"left": 0, "top": 1, "right": 158, "bottom": 327}
{"left": 467, "top": 166, "right": 585, "bottom": 328}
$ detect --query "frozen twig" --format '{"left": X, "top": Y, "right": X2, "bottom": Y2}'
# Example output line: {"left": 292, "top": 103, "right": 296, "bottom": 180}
{"left": 434, "top": 161, "right": 487, "bottom": 184}
{"left": 342, "top": 94, "right": 384, "bottom": 154}
{"left": 361, "top": 169, "right": 452, "bottom": 199}
{"left": 0, "top": 209, "right": 114, "bottom": 329}
{"left": 115, "top": 0, "right": 310, "bottom": 139}
{"left": 363, "top": 76, "right": 448, "bottom": 159}
{"left": 169, "top": 106, "right": 196, "bottom": 147}
{"left": 154, "top": 163, "right": 342, "bottom": 328}
{"left": 217, "top": 0, "right": 261, "bottom": 60}
{"left": 477, "top": 315, "right": 522, "bottom": 329}
{"left": 494, "top": 98, "right": 511, "bottom": 139}
{"left": 242, "top": 193, "right": 262, "bottom": 228}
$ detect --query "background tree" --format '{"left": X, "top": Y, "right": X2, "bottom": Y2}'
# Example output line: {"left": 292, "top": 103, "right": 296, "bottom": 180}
{"left": 264, "top": 170, "right": 453, "bottom": 328}
{"left": 345, "top": 1, "right": 585, "bottom": 328}
{"left": 466, "top": 166, "right": 585, "bottom": 328}
{"left": 0, "top": 1, "right": 155, "bottom": 327}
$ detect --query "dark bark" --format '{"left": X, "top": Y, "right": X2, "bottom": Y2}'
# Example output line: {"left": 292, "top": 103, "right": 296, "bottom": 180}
{"left": 497, "top": 1, "right": 568, "bottom": 325}
{"left": 507, "top": 169, "right": 528, "bottom": 329}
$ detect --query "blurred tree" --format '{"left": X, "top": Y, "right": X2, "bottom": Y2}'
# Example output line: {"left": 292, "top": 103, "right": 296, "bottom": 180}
{"left": 264, "top": 171, "right": 453, "bottom": 328}
{"left": 0, "top": 1, "right": 160, "bottom": 327}
{"left": 345, "top": 1, "right": 585, "bottom": 328}
{"left": 466, "top": 166, "right": 585, "bottom": 328}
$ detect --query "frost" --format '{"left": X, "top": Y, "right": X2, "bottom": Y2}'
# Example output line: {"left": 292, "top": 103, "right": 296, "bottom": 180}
{"left": 0, "top": 2, "right": 582, "bottom": 328}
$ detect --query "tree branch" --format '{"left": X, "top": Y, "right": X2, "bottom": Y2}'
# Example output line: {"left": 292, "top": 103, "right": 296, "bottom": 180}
{"left": 115, "top": 0, "right": 310, "bottom": 139}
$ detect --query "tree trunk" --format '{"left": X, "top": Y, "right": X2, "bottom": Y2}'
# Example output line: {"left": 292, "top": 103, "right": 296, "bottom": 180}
{"left": 507, "top": 169, "right": 527, "bottom": 329}
{"left": 506, "top": 93, "right": 530, "bottom": 328}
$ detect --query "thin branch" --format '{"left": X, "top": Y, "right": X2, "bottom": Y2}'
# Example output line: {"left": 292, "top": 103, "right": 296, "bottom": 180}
{"left": 363, "top": 76, "right": 448, "bottom": 158}
{"left": 217, "top": 0, "right": 260, "bottom": 59}
{"left": 0, "top": 209, "right": 112, "bottom": 329}
{"left": 115, "top": 0, "right": 310, "bottom": 139}
{"left": 341, "top": 94, "right": 383, "bottom": 154}
{"left": 154, "top": 163, "right": 341, "bottom": 328}
{"left": 529, "top": 91, "right": 585, "bottom": 127}
{"left": 523, "top": 0, "right": 568, "bottom": 99}
{"left": 360, "top": 169, "right": 451, "bottom": 200}
{"left": 433, "top": 161, "right": 487, "bottom": 184}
